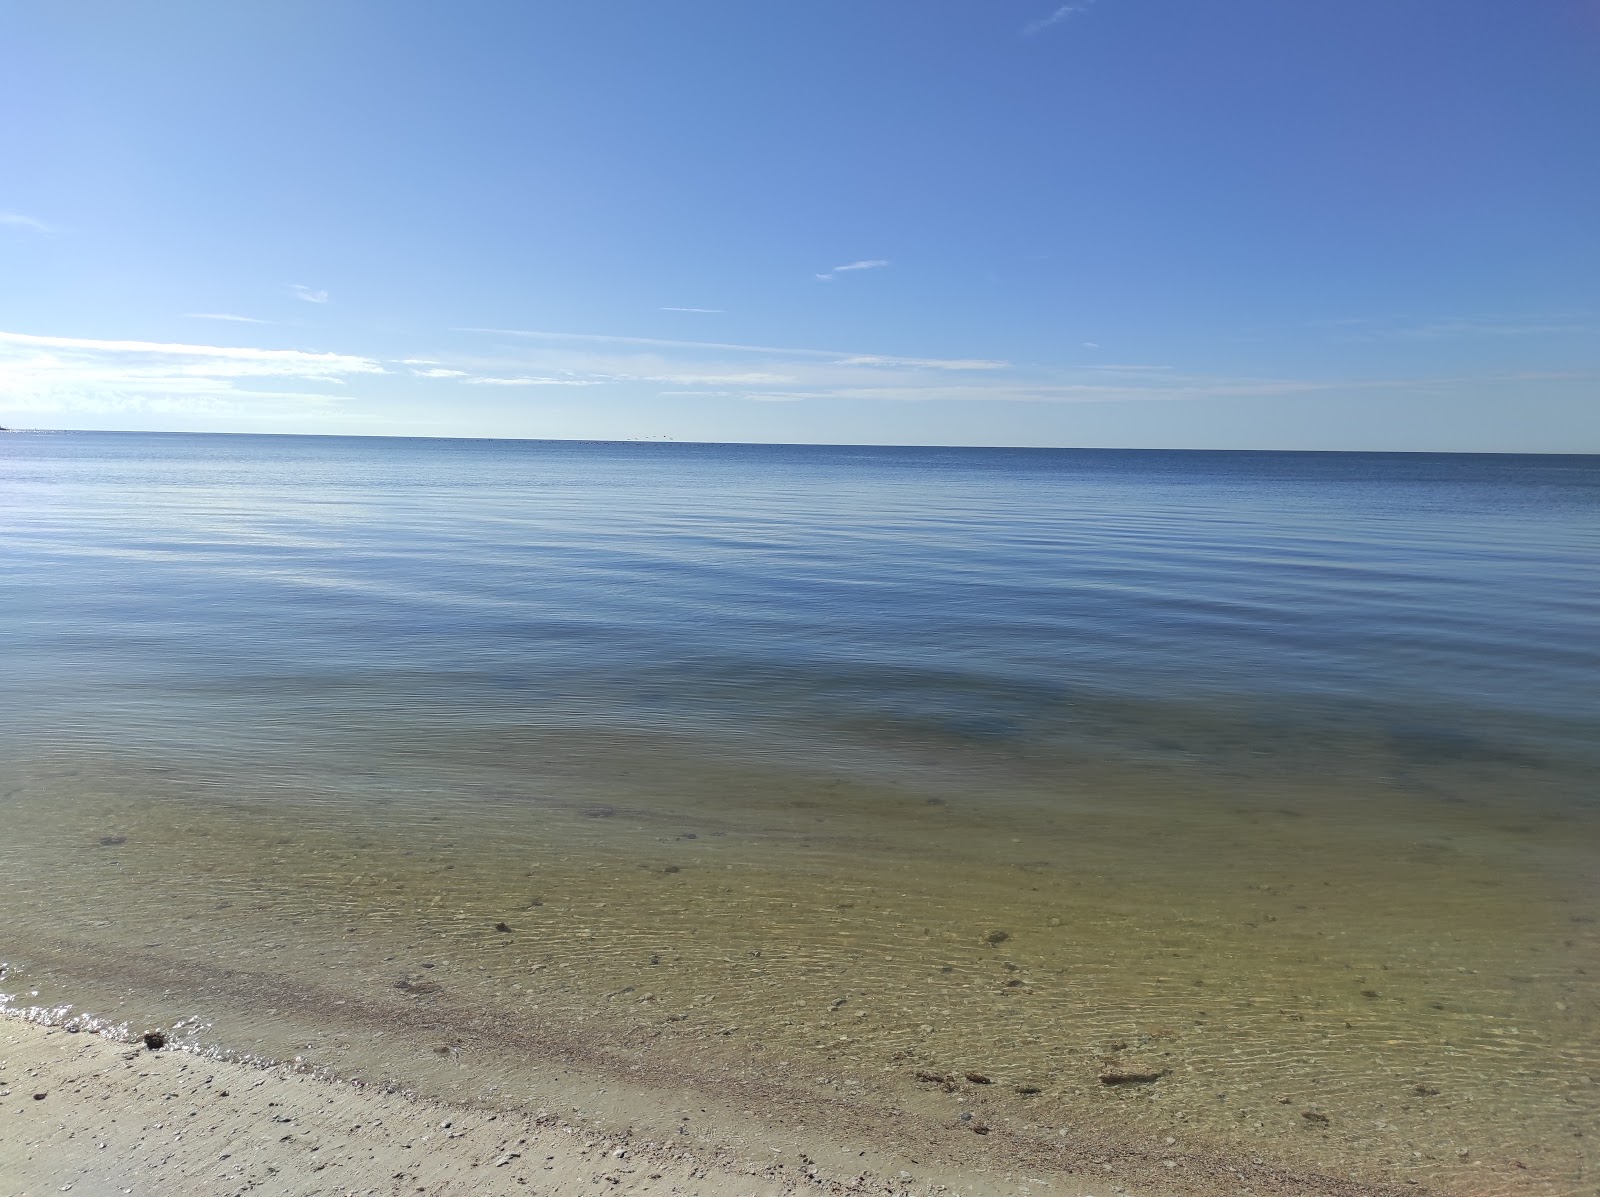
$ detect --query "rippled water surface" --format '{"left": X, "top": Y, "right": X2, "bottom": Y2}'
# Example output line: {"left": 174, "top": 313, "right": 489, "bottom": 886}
{"left": 2, "top": 432, "right": 1597, "bottom": 1193}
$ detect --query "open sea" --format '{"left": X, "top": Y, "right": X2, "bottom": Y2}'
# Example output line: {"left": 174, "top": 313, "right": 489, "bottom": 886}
{"left": 2, "top": 432, "right": 1597, "bottom": 1193}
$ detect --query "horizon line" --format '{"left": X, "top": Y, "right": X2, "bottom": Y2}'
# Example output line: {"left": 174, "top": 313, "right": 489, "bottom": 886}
{"left": 2, "top": 426, "right": 1593, "bottom": 457}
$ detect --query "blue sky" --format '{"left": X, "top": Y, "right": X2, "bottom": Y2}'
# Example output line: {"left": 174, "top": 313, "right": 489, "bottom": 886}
{"left": 2, "top": 1, "right": 1597, "bottom": 450}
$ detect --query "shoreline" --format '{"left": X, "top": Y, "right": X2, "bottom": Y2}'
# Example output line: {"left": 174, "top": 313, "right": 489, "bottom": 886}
{"left": 2, "top": 755, "right": 1585, "bottom": 1197}
{"left": 1, "top": 1012, "right": 1420, "bottom": 1197}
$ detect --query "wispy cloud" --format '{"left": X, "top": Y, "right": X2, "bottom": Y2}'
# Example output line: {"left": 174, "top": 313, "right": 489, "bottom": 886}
{"left": 398, "top": 325, "right": 1586, "bottom": 410}
{"left": 7, "top": 320, "right": 1533, "bottom": 428}
{"left": 834, "top": 354, "right": 1008, "bottom": 371}
{"left": 464, "top": 376, "right": 608, "bottom": 387}
{"left": 660, "top": 306, "right": 724, "bottom": 314}
{"left": 447, "top": 326, "right": 1377, "bottom": 405}
{"left": 1023, "top": 2, "right": 1096, "bottom": 35}
{"left": 456, "top": 327, "right": 1005, "bottom": 371}
{"left": 0, "top": 211, "right": 50, "bottom": 233}
{"left": 186, "top": 312, "right": 269, "bottom": 324}
{"left": 815, "top": 259, "right": 889, "bottom": 282}
{"left": 290, "top": 284, "right": 329, "bottom": 304}
{"left": 0, "top": 330, "right": 382, "bottom": 419}
{"left": 642, "top": 372, "right": 796, "bottom": 386}
{"left": 0, "top": 331, "right": 380, "bottom": 374}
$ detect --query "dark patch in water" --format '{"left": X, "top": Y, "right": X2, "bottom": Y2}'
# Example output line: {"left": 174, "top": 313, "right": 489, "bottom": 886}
{"left": 1385, "top": 725, "right": 1542, "bottom": 768}
{"left": 941, "top": 716, "right": 1024, "bottom": 742}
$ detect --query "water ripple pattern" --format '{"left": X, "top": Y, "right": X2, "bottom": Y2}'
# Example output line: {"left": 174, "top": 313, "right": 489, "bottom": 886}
{"left": 2, "top": 433, "right": 1597, "bottom": 1194}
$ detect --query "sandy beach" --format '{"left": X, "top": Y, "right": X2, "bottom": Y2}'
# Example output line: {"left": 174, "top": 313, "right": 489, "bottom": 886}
{"left": 1, "top": 1015, "right": 1422, "bottom": 1197}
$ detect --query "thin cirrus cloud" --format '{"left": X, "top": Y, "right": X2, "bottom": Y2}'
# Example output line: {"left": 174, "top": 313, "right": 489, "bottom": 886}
{"left": 448, "top": 326, "right": 1373, "bottom": 405}
{"left": 186, "top": 312, "right": 270, "bottom": 324}
{"left": 835, "top": 354, "right": 1007, "bottom": 372}
{"left": 455, "top": 327, "right": 1006, "bottom": 372}
{"left": 3, "top": 322, "right": 1519, "bottom": 426}
{"left": 1023, "top": 2, "right": 1096, "bottom": 35}
{"left": 0, "top": 211, "right": 51, "bottom": 233}
{"left": 5, "top": 320, "right": 1545, "bottom": 431}
{"left": 444, "top": 324, "right": 1558, "bottom": 409}
{"left": 815, "top": 259, "right": 888, "bottom": 282}
{"left": 290, "top": 284, "right": 330, "bottom": 304}
{"left": 464, "top": 376, "right": 608, "bottom": 387}
{"left": 0, "top": 329, "right": 382, "bottom": 419}
{"left": 660, "top": 306, "right": 724, "bottom": 314}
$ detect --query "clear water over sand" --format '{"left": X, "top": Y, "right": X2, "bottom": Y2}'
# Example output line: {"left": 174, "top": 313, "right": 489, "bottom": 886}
{"left": 2, "top": 433, "right": 1597, "bottom": 1193}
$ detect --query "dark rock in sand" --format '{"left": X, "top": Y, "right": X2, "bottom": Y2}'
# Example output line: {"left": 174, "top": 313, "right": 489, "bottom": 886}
{"left": 985, "top": 930, "right": 1010, "bottom": 946}
{"left": 1302, "top": 1110, "right": 1330, "bottom": 1124}
{"left": 98, "top": 835, "right": 127, "bottom": 847}
{"left": 33, "top": 1092, "right": 47, "bottom": 1100}
{"left": 142, "top": 1031, "right": 166, "bottom": 1050}
{"left": 1015, "top": 1085, "right": 1041, "bottom": 1095}
{"left": 664, "top": 865, "right": 680, "bottom": 873}
{"left": 965, "top": 1072, "right": 992, "bottom": 1085}
{"left": 494, "top": 921, "right": 512, "bottom": 932}
{"left": 1099, "top": 1068, "right": 1165, "bottom": 1085}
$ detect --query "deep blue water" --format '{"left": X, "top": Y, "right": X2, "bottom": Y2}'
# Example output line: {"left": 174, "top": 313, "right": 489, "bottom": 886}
{"left": 2, "top": 431, "right": 1597, "bottom": 802}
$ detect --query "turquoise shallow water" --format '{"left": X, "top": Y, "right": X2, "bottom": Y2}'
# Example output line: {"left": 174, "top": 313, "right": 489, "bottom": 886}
{"left": 2, "top": 432, "right": 1598, "bottom": 1192}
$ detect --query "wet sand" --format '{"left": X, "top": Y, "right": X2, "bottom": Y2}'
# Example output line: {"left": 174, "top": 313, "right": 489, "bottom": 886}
{"left": 3, "top": 1015, "right": 1416, "bottom": 1197}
